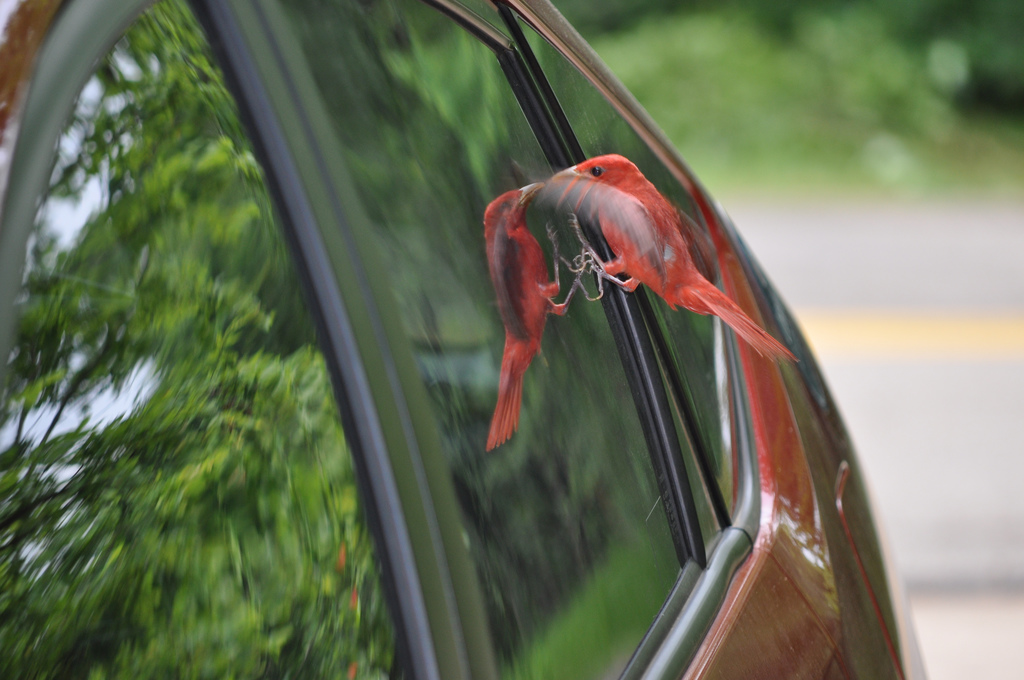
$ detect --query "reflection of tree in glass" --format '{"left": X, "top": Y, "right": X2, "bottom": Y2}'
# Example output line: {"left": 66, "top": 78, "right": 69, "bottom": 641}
{"left": 0, "top": 2, "right": 393, "bottom": 677}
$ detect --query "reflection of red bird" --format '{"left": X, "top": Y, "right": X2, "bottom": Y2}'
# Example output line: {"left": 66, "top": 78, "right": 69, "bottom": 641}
{"left": 484, "top": 184, "right": 571, "bottom": 450}
{"left": 546, "top": 154, "right": 794, "bottom": 361}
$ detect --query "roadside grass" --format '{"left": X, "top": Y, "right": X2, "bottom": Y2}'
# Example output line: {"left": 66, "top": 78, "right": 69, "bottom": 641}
{"left": 588, "top": 9, "right": 1024, "bottom": 200}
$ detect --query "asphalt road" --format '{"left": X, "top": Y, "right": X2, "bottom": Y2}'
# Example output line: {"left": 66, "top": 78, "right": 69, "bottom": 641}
{"left": 724, "top": 199, "right": 1024, "bottom": 679}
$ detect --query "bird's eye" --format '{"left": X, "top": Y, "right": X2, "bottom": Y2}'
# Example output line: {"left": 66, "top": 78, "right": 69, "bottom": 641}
{"left": 590, "top": 166, "right": 605, "bottom": 177}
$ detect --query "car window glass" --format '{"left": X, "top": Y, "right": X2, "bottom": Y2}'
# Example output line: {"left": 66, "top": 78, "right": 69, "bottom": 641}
{"left": 521, "top": 25, "right": 737, "bottom": 524}
{"left": 0, "top": 2, "right": 395, "bottom": 676}
{"left": 278, "top": 1, "right": 681, "bottom": 677}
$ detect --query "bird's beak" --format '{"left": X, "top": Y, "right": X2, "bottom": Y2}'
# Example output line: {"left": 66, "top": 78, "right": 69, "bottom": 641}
{"left": 549, "top": 165, "right": 586, "bottom": 210}
{"left": 518, "top": 182, "right": 544, "bottom": 206}
{"left": 551, "top": 165, "right": 581, "bottom": 182}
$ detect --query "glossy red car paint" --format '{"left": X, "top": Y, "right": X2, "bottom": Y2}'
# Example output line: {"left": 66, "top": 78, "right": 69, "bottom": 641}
{"left": 675, "top": 190, "right": 917, "bottom": 679}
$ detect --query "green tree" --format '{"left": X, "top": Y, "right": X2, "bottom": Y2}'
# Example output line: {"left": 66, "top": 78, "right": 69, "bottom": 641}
{"left": 0, "top": 2, "right": 393, "bottom": 677}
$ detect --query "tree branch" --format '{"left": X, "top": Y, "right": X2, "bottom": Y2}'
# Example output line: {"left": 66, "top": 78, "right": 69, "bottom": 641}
{"left": 0, "top": 480, "right": 78, "bottom": 546}
{"left": 40, "top": 324, "right": 115, "bottom": 447}
{"left": 15, "top": 402, "right": 28, "bottom": 444}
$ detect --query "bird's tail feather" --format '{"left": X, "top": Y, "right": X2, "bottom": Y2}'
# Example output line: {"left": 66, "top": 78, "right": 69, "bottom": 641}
{"left": 486, "top": 348, "right": 529, "bottom": 450}
{"left": 679, "top": 283, "right": 796, "bottom": 362}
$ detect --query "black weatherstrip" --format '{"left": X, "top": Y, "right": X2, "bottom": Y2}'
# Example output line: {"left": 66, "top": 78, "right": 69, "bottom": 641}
{"left": 493, "top": 7, "right": 705, "bottom": 568}
{"left": 637, "top": 292, "right": 732, "bottom": 528}
{"left": 419, "top": 0, "right": 511, "bottom": 51}
{"left": 497, "top": 5, "right": 583, "bottom": 161}
{"left": 495, "top": 49, "right": 568, "bottom": 167}
{"left": 191, "top": 2, "right": 439, "bottom": 679}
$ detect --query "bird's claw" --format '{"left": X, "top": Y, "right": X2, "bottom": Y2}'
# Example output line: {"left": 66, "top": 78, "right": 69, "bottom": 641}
{"left": 554, "top": 248, "right": 600, "bottom": 301}
{"left": 544, "top": 213, "right": 637, "bottom": 308}
{"left": 568, "top": 251, "right": 591, "bottom": 274}
{"left": 565, "top": 213, "right": 635, "bottom": 301}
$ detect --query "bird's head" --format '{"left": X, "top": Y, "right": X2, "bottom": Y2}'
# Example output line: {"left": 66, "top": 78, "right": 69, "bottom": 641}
{"left": 483, "top": 183, "right": 543, "bottom": 234}
{"left": 517, "top": 182, "right": 544, "bottom": 206}
{"left": 553, "top": 154, "right": 640, "bottom": 186}
{"left": 545, "top": 154, "right": 646, "bottom": 211}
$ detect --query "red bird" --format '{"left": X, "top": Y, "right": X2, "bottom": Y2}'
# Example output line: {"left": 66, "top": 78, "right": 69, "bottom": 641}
{"left": 484, "top": 183, "right": 576, "bottom": 450}
{"left": 544, "top": 154, "right": 795, "bottom": 361}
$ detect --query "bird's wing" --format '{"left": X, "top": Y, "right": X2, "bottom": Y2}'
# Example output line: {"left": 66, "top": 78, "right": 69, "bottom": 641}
{"left": 551, "top": 178, "right": 667, "bottom": 283}
{"left": 675, "top": 207, "right": 718, "bottom": 282}
{"left": 488, "top": 214, "right": 531, "bottom": 341}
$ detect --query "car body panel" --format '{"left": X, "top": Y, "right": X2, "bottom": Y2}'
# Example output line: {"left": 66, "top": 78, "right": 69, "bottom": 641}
{"left": 0, "top": 0, "right": 62, "bottom": 199}
{"left": 0, "top": 0, "right": 75, "bottom": 367}
{"left": 730, "top": 221, "right": 926, "bottom": 679}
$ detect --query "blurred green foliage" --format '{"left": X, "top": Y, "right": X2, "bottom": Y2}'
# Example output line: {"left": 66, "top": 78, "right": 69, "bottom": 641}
{"left": 0, "top": 2, "right": 393, "bottom": 677}
{"left": 556, "top": 0, "right": 1024, "bottom": 195}
{"left": 559, "top": 0, "right": 1024, "bottom": 111}
{"left": 872, "top": 0, "right": 1024, "bottom": 109}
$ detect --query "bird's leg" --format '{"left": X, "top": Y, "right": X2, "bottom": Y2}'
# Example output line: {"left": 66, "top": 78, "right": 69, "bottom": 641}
{"left": 546, "top": 221, "right": 589, "bottom": 307}
{"left": 600, "top": 272, "right": 642, "bottom": 293}
{"left": 535, "top": 215, "right": 594, "bottom": 303}
{"left": 567, "top": 213, "right": 605, "bottom": 266}
{"left": 566, "top": 247, "right": 593, "bottom": 275}
{"left": 590, "top": 257, "right": 641, "bottom": 292}
{"left": 566, "top": 216, "right": 607, "bottom": 301}
{"left": 549, "top": 271, "right": 589, "bottom": 314}
{"left": 565, "top": 213, "right": 609, "bottom": 299}
{"left": 554, "top": 247, "right": 603, "bottom": 303}
{"left": 566, "top": 213, "right": 641, "bottom": 294}
{"left": 545, "top": 222, "right": 565, "bottom": 296}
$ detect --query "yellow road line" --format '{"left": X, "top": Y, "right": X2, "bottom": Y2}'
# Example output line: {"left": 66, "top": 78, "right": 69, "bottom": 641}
{"left": 794, "top": 310, "right": 1024, "bottom": 359}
